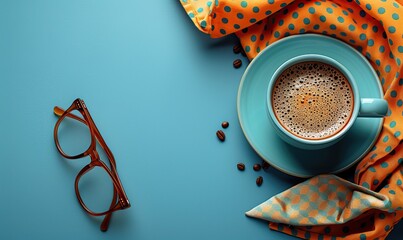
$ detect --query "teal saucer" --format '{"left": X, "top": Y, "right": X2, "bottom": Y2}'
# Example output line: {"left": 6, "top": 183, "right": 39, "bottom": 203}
{"left": 237, "top": 34, "right": 384, "bottom": 178}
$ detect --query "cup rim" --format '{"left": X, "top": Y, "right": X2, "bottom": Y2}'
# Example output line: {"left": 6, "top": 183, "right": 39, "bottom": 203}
{"left": 266, "top": 54, "right": 360, "bottom": 146}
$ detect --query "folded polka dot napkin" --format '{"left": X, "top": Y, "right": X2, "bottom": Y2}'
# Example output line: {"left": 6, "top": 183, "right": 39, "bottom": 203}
{"left": 180, "top": 0, "right": 403, "bottom": 239}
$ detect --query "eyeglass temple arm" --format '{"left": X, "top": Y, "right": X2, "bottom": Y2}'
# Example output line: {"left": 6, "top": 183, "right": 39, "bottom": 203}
{"left": 54, "top": 106, "right": 87, "bottom": 124}
{"left": 101, "top": 186, "right": 119, "bottom": 232}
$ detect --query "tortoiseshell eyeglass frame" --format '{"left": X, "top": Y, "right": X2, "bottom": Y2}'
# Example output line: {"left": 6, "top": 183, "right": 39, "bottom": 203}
{"left": 53, "top": 98, "right": 130, "bottom": 232}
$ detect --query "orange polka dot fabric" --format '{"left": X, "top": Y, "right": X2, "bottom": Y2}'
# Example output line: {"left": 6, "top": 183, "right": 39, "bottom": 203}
{"left": 180, "top": 0, "right": 403, "bottom": 239}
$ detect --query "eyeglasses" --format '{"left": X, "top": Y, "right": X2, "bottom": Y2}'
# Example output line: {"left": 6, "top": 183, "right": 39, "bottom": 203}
{"left": 53, "top": 98, "right": 130, "bottom": 231}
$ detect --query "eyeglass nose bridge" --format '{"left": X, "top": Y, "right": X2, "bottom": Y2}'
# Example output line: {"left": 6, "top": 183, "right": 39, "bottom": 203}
{"left": 88, "top": 149, "right": 101, "bottom": 166}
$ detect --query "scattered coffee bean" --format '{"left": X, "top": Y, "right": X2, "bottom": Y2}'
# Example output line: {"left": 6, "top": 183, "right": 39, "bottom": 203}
{"left": 237, "top": 163, "right": 245, "bottom": 171}
{"left": 256, "top": 176, "right": 263, "bottom": 186}
{"left": 216, "top": 130, "right": 225, "bottom": 142}
{"left": 233, "top": 44, "right": 242, "bottom": 54}
{"left": 233, "top": 59, "right": 242, "bottom": 69}
{"left": 221, "top": 121, "right": 229, "bottom": 129}
{"left": 253, "top": 164, "right": 261, "bottom": 171}
{"left": 262, "top": 161, "right": 270, "bottom": 170}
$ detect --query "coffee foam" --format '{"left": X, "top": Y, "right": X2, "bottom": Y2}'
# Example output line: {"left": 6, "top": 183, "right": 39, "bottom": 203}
{"left": 272, "top": 61, "right": 354, "bottom": 140}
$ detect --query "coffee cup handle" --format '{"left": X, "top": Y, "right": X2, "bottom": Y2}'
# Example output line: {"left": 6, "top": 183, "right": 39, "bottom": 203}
{"left": 358, "top": 98, "right": 389, "bottom": 117}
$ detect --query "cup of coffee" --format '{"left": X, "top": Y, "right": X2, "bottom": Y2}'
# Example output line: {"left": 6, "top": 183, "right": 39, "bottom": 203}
{"left": 266, "top": 54, "right": 388, "bottom": 150}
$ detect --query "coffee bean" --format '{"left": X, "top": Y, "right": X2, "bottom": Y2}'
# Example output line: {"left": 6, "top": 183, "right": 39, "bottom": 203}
{"left": 216, "top": 130, "right": 225, "bottom": 142}
{"left": 221, "top": 121, "right": 229, "bottom": 128}
{"left": 262, "top": 161, "right": 270, "bottom": 170}
{"left": 233, "top": 44, "right": 242, "bottom": 54}
{"left": 256, "top": 176, "right": 263, "bottom": 186}
{"left": 253, "top": 164, "right": 261, "bottom": 171}
{"left": 233, "top": 59, "right": 242, "bottom": 69}
{"left": 237, "top": 163, "right": 245, "bottom": 171}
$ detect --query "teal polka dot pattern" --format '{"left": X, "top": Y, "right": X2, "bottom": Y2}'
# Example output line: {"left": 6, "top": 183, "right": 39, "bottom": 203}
{"left": 388, "top": 26, "right": 396, "bottom": 33}
{"left": 392, "top": 13, "right": 400, "bottom": 20}
{"left": 337, "top": 16, "right": 344, "bottom": 23}
{"left": 362, "top": 24, "right": 369, "bottom": 31}
{"left": 200, "top": 20, "right": 207, "bottom": 28}
{"left": 348, "top": 24, "right": 355, "bottom": 32}
{"left": 288, "top": 23, "right": 295, "bottom": 30}
{"left": 240, "top": 1, "right": 247, "bottom": 8}
{"left": 362, "top": 182, "right": 370, "bottom": 188}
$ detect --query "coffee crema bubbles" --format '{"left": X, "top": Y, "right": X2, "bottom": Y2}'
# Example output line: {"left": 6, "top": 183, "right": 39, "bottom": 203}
{"left": 271, "top": 61, "right": 354, "bottom": 140}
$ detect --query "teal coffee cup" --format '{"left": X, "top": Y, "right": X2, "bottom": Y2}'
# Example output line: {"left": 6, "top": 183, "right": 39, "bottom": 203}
{"left": 266, "top": 54, "right": 388, "bottom": 150}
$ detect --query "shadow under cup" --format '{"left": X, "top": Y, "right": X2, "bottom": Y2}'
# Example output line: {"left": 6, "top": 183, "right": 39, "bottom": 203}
{"left": 266, "top": 54, "right": 388, "bottom": 150}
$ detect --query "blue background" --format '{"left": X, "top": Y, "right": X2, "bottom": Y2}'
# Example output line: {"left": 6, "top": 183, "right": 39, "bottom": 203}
{"left": 0, "top": 0, "right": 401, "bottom": 239}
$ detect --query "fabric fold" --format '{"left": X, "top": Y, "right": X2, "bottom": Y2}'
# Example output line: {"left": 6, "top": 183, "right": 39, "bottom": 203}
{"left": 245, "top": 175, "right": 392, "bottom": 225}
